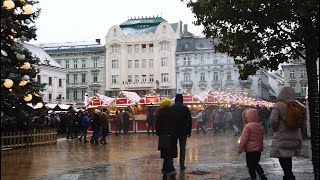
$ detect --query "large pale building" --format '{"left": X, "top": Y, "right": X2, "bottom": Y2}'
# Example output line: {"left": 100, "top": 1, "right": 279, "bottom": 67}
{"left": 105, "top": 16, "right": 180, "bottom": 98}
{"left": 39, "top": 41, "right": 105, "bottom": 106}
{"left": 23, "top": 44, "right": 67, "bottom": 103}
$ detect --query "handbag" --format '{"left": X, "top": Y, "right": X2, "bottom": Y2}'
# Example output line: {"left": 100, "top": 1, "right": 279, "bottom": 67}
{"left": 158, "top": 134, "right": 171, "bottom": 150}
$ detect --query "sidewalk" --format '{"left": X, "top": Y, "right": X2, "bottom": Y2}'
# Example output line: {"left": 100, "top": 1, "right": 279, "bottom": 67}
{"left": 1, "top": 131, "right": 315, "bottom": 180}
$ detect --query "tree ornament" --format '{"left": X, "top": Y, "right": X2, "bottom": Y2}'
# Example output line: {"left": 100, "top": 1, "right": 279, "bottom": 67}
{"left": 21, "top": 35, "right": 27, "bottom": 41}
{"left": 1, "top": 50, "right": 8, "bottom": 56}
{"left": 24, "top": 19, "right": 31, "bottom": 24}
{"left": 24, "top": 94, "right": 32, "bottom": 102}
{"left": 3, "top": 0, "right": 15, "bottom": 9}
{"left": 22, "top": 62, "right": 31, "bottom": 69}
{"left": 36, "top": 102, "right": 43, "bottom": 108}
{"left": 3, "top": 79, "right": 14, "bottom": 88}
{"left": 22, "top": 75, "right": 30, "bottom": 81}
{"left": 19, "top": 80, "right": 28, "bottom": 86}
{"left": 16, "top": 53, "right": 25, "bottom": 60}
{"left": 23, "top": 4, "right": 33, "bottom": 14}
{"left": 34, "top": 92, "right": 40, "bottom": 97}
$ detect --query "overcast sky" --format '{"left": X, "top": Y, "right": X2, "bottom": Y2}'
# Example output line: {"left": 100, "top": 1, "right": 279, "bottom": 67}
{"left": 32, "top": 0, "right": 204, "bottom": 44}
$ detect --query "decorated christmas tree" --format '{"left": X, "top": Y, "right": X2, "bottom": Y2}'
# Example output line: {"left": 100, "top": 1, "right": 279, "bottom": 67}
{"left": 1, "top": 0, "right": 45, "bottom": 131}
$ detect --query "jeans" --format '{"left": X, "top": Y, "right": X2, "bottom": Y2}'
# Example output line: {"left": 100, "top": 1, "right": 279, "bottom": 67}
{"left": 178, "top": 135, "right": 187, "bottom": 165}
{"left": 162, "top": 158, "right": 176, "bottom": 176}
{"left": 279, "top": 158, "right": 295, "bottom": 179}
{"left": 246, "top": 152, "right": 265, "bottom": 179}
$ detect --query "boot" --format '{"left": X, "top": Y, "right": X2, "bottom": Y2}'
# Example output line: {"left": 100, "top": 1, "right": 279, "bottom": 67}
{"left": 180, "top": 163, "right": 186, "bottom": 170}
{"left": 169, "top": 175, "right": 176, "bottom": 180}
{"left": 162, "top": 174, "right": 167, "bottom": 180}
{"left": 259, "top": 173, "right": 267, "bottom": 180}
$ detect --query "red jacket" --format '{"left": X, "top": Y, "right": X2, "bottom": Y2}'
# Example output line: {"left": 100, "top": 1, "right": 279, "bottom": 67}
{"left": 237, "top": 108, "right": 264, "bottom": 153}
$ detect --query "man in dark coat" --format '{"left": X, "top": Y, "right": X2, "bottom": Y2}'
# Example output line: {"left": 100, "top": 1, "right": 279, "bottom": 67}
{"left": 171, "top": 94, "right": 192, "bottom": 171}
{"left": 156, "top": 98, "right": 177, "bottom": 179}
{"left": 147, "top": 108, "right": 156, "bottom": 135}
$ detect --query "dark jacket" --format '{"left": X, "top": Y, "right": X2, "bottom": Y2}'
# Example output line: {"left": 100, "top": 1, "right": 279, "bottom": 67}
{"left": 100, "top": 112, "right": 109, "bottom": 129}
{"left": 171, "top": 94, "right": 192, "bottom": 137}
{"left": 91, "top": 114, "right": 101, "bottom": 131}
{"left": 156, "top": 107, "right": 178, "bottom": 159}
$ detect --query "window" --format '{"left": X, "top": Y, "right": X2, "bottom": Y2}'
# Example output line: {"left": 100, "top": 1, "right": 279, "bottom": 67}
{"left": 135, "top": 60, "right": 139, "bottom": 68}
{"left": 289, "top": 70, "right": 295, "bottom": 78}
{"left": 57, "top": 60, "right": 61, "bottom": 65}
{"left": 49, "top": 77, "right": 52, "bottom": 85}
{"left": 49, "top": 93, "right": 52, "bottom": 101}
{"left": 200, "top": 73, "right": 205, "bottom": 81}
{"left": 37, "top": 75, "right": 41, "bottom": 83}
{"left": 135, "top": 75, "right": 139, "bottom": 83}
{"left": 160, "top": 89, "right": 171, "bottom": 97}
{"left": 93, "top": 73, "right": 98, "bottom": 82}
{"left": 301, "top": 69, "right": 306, "bottom": 77}
{"left": 112, "top": 60, "right": 119, "bottom": 69}
{"left": 213, "top": 72, "right": 219, "bottom": 81}
{"left": 148, "top": 44, "right": 153, "bottom": 53}
{"left": 73, "top": 74, "right": 78, "bottom": 83}
{"left": 66, "top": 74, "right": 69, "bottom": 84}
{"left": 93, "top": 90, "right": 98, "bottom": 95}
{"left": 65, "top": 60, "right": 69, "bottom": 68}
{"left": 73, "top": 90, "right": 77, "bottom": 100}
{"left": 112, "top": 45, "right": 120, "bottom": 53}
{"left": 149, "top": 74, "right": 154, "bottom": 82}
{"left": 142, "top": 75, "right": 147, "bottom": 82}
{"left": 128, "top": 60, "right": 132, "bottom": 68}
{"left": 290, "top": 83, "right": 296, "bottom": 88}
{"left": 160, "top": 42, "right": 169, "bottom": 50}
{"left": 184, "top": 73, "right": 190, "bottom": 82}
{"left": 161, "top": 57, "right": 168, "bottom": 66}
{"left": 149, "top": 59, "right": 153, "bottom": 68}
{"left": 187, "top": 57, "right": 191, "bottom": 65}
{"left": 81, "top": 74, "right": 86, "bottom": 83}
{"left": 93, "top": 59, "right": 98, "bottom": 68}
{"left": 127, "top": 45, "right": 133, "bottom": 54}
{"left": 183, "top": 57, "right": 187, "bottom": 66}
{"left": 227, "top": 58, "right": 231, "bottom": 64}
{"left": 200, "top": 56, "right": 204, "bottom": 65}
{"left": 128, "top": 75, "right": 132, "bottom": 83}
{"left": 134, "top": 44, "right": 139, "bottom": 53}
{"left": 141, "top": 59, "right": 146, "bottom": 68}
{"left": 81, "top": 90, "right": 86, "bottom": 100}
{"left": 213, "top": 59, "right": 218, "bottom": 65}
{"left": 59, "top": 79, "right": 62, "bottom": 87}
{"left": 301, "top": 84, "right": 307, "bottom": 93}
{"left": 161, "top": 73, "right": 169, "bottom": 82}
{"left": 73, "top": 60, "right": 78, "bottom": 68}
{"left": 280, "top": 69, "right": 283, "bottom": 75}
{"left": 111, "top": 75, "right": 119, "bottom": 84}
{"left": 142, "top": 44, "right": 146, "bottom": 53}
{"left": 66, "top": 90, "right": 69, "bottom": 100}
{"left": 227, "top": 71, "right": 232, "bottom": 80}
{"left": 82, "top": 59, "right": 86, "bottom": 68}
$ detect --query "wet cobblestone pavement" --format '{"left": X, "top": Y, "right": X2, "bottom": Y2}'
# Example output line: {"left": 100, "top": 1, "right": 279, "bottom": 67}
{"left": 1, "top": 131, "right": 315, "bottom": 180}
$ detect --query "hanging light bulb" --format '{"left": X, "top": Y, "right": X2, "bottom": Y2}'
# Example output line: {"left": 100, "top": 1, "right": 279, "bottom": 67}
{"left": 24, "top": 94, "right": 32, "bottom": 102}
{"left": 36, "top": 102, "right": 43, "bottom": 108}
{"left": 19, "top": 80, "right": 28, "bottom": 86}
{"left": 3, "top": 0, "right": 15, "bottom": 9}
{"left": 3, "top": 79, "right": 14, "bottom": 88}
{"left": 21, "top": 62, "right": 31, "bottom": 69}
{"left": 23, "top": 4, "right": 33, "bottom": 14}
{"left": 16, "top": 53, "right": 25, "bottom": 60}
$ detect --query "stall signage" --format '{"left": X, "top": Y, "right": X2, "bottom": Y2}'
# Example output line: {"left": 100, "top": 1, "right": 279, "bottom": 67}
{"left": 146, "top": 96, "right": 159, "bottom": 103}
{"left": 116, "top": 98, "right": 128, "bottom": 104}
{"left": 207, "top": 96, "right": 216, "bottom": 103}
{"left": 183, "top": 95, "right": 193, "bottom": 103}
{"left": 90, "top": 99, "right": 102, "bottom": 106}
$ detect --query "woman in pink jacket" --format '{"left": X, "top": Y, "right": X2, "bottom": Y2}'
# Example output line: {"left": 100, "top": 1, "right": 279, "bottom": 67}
{"left": 237, "top": 108, "right": 267, "bottom": 180}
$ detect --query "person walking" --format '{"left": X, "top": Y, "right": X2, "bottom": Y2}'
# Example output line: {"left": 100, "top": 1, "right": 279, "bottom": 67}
{"left": 66, "top": 112, "right": 75, "bottom": 139}
{"left": 156, "top": 98, "right": 178, "bottom": 180}
{"left": 196, "top": 110, "right": 206, "bottom": 134}
{"left": 114, "top": 111, "right": 122, "bottom": 136}
{"left": 237, "top": 108, "right": 267, "bottom": 180}
{"left": 99, "top": 108, "right": 109, "bottom": 144}
{"left": 90, "top": 109, "right": 101, "bottom": 145}
{"left": 171, "top": 94, "right": 192, "bottom": 171}
{"left": 269, "top": 87, "right": 303, "bottom": 180}
{"left": 122, "top": 109, "right": 130, "bottom": 135}
{"left": 147, "top": 108, "right": 156, "bottom": 135}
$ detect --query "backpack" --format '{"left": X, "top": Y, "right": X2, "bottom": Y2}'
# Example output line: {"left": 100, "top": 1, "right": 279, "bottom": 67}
{"left": 282, "top": 101, "right": 306, "bottom": 129}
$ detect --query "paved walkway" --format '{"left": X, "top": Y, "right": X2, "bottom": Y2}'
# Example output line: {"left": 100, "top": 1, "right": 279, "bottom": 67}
{"left": 1, "top": 131, "right": 315, "bottom": 180}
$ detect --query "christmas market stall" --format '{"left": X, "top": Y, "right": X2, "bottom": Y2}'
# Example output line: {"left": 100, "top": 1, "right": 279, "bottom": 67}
{"left": 135, "top": 90, "right": 160, "bottom": 132}
{"left": 108, "top": 91, "right": 141, "bottom": 133}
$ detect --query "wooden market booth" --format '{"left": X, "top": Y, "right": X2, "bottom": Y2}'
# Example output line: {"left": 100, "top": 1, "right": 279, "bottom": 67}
{"left": 135, "top": 90, "right": 160, "bottom": 132}
{"left": 108, "top": 91, "right": 141, "bottom": 133}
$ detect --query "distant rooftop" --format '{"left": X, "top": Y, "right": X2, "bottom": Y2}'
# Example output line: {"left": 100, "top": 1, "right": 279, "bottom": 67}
{"left": 176, "top": 37, "right": 214, "bottom": 52}
{"left": 37, "top": 41, "right": 105, "bottom": 53}
{"left": 119, "top": 16, "right": 178, "bottom": 35}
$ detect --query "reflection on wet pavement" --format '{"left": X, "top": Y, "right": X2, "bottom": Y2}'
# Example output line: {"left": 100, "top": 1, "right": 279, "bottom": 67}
{"left": 1, "top": 131, "right": 314, "bottom": 180}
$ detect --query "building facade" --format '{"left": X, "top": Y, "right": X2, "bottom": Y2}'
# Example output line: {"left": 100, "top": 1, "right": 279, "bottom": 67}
{"left": 105, "top": 16, "right": 180, "bottom": 98}
{"left": 23, "top": 44, "right": 67, "bottom": 103}
{"left": 281, "top": 59, "right": 308, "bottom": 101}
{"left": 39, "top": 41, "right": 105, "bottom": 106}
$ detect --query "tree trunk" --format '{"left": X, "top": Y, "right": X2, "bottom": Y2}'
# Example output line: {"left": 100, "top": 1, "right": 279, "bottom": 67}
{"left": 305, "top": 52, "right": 319, "bottom": 180}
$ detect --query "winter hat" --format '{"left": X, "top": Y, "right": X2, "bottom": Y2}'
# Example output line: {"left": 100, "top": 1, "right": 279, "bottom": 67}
{"left": 161, "top": 98, "right": 173, "bottom": 108}
{"left": 175, "top": 94, "right": 183, "bottom": 104}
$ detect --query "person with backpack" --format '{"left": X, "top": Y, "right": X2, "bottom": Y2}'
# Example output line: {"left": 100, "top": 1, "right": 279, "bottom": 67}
{"left": 269, "top": 87, "right": 304, "bottom": 180}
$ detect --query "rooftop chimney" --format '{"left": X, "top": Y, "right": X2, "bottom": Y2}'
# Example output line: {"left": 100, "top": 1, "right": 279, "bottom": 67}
{"left": 183, "top": 24, "right": 188, "bottom": 34}
{"left": 95, "top": 39, "right": 101, "bottom": 44}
